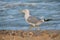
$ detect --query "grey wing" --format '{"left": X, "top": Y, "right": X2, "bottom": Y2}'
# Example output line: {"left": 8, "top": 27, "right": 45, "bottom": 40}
{"left": 27, "top": 16, "right": 40, "bottom": 24}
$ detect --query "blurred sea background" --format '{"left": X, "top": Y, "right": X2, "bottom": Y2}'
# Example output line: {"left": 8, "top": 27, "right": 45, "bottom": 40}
{"left": 0, "top": 0, "right": 60, "bottom": 30}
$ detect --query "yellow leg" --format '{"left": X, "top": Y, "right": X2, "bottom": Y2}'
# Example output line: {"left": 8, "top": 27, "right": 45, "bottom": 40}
{"left": 35, "top": 25, "right": 40, "bottom": 30}
{"left": 28, "top": 25, "right": 34, "bottom": 30}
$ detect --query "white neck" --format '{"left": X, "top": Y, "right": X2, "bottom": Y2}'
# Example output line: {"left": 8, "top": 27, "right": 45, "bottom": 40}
{"left": 24, "top": 12, "right": 30, "bottom": 20}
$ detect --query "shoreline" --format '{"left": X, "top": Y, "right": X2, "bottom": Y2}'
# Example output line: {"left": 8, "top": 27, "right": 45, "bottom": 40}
{"left": 0, "top": 30, "right": 60, "bottom": 40}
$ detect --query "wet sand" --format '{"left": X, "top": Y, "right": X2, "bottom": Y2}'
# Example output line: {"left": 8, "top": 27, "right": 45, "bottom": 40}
{"left": 0, "top": 30, "right": 60, "bottom": 40}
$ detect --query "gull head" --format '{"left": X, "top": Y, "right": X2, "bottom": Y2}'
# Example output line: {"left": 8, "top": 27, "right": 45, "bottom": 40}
{"left": 21, "top": 9, "right": 29, "bottom": 14}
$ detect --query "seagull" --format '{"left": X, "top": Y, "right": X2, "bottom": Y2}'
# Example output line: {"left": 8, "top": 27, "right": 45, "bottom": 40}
{"left": 20, "top": 9, "right": 52, "bottom": 27}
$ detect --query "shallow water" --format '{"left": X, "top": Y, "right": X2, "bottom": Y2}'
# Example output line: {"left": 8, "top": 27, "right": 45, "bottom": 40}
{"left": 0, "top": 0, "right": 60, "bottom": 30}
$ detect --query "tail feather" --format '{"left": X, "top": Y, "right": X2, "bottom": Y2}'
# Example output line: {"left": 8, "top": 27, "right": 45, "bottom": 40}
{"left": 44, "top": 19, "right": 52, "bottom": 22}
